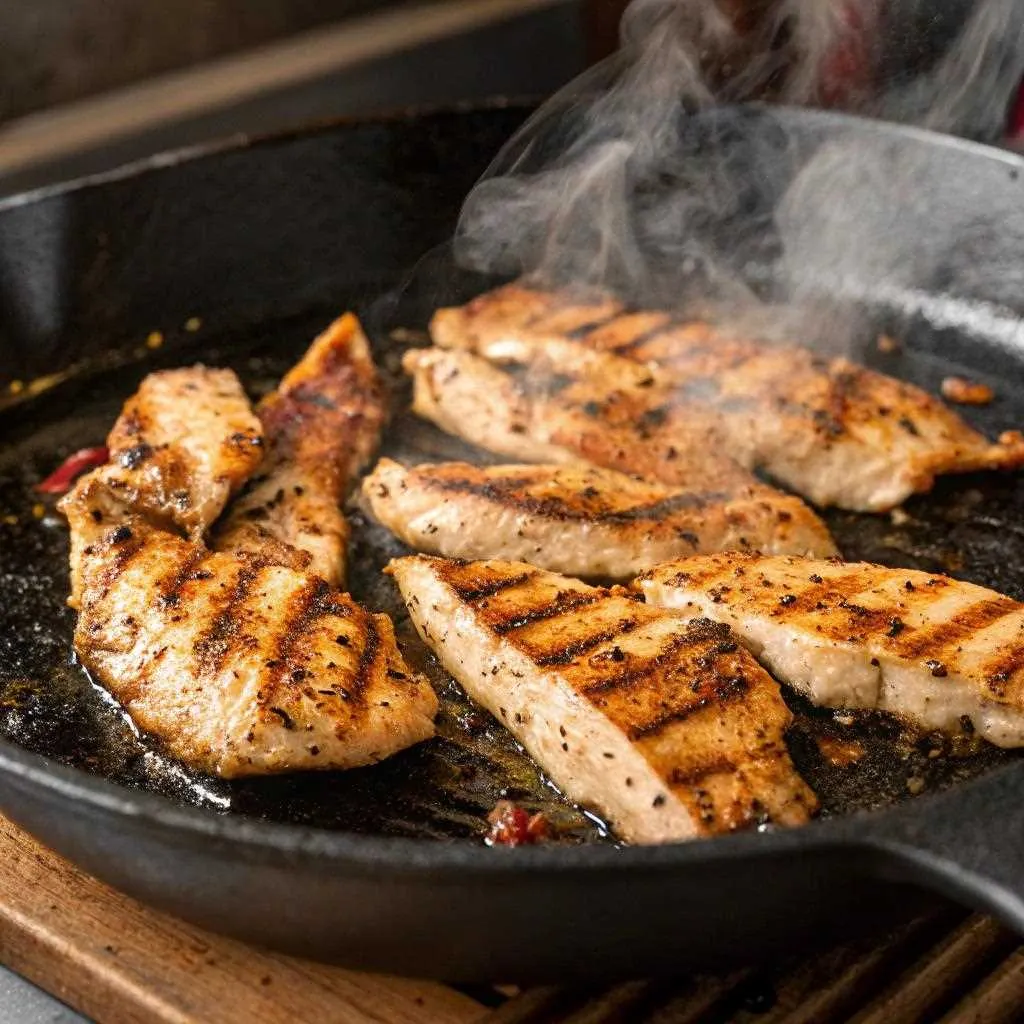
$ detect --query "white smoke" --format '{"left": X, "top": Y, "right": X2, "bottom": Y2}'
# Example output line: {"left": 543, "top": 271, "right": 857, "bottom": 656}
{"left": 454, "top": 0, "right": 1024, "bottom": 342}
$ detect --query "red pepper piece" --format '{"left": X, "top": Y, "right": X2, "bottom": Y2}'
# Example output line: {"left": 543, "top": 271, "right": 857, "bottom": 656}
{"left": 485, "top": 800, "right": 550, "bottom": 846}
{"left": 35, "top": 446, "right": 109, "bottom": 494}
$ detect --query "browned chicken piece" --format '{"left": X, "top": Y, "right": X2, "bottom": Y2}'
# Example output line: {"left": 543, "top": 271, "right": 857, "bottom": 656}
{"left": 433, "top": 284, "right": 1024, "bottom": 512}
{"left": 58, "top": 323, "right": 436, "bottom": 777}
{"left": 60, "top": 479, "right": 436, "bottom": 774}
{"left": 431, "top": 284, "right": 613, "bottom": 354}
{"left": 214, "top": 314, "right": 385, "bottom": 586}
{"left": 60, "top": 476, "right": 437, "bottom": 777}
{"left": 61, "top": 366, "right": 263, "bottom": 609}
{"left": 403, "top": 347, "right": 836, "bottom": 552}
{"left": 95, "top": 366, "right": 264, "bottom": 537}
{"left": 389, "top": 555, "right": 817, "bottom": 843}
{"left": 635, "top": 552, "right": 1024, "bottom": 748}
{"left": 363, "top": 458, "right": 836, "bottom": 579}
{"left": 406, "top": 347, "right": 758, "bottom": 495}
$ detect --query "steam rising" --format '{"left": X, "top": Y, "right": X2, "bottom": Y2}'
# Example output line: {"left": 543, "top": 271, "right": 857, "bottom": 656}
{"left": 455, "top": 0, "right": 1024, "bottom": 344}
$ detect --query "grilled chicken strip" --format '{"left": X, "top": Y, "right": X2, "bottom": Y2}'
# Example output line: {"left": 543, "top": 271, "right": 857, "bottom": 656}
{"left": 95, "top": 365, "right": 264, "bottom": 537}
{"left": 60, "top": 477, "right": 437, "bottom": 777}
{"left": 403, "top": 347, "right": 742, "bottom": 490}
{"left": 364, "top": 459, "right": 836, "bottom": 579}
{"left": 635, "top": 552, "right": 1024, "bottom": 748}
{"left": 62, "top": 366, "right": 264, "bottom": 609}
{"left": 214, "top": 314, "right": 385, "bottom": 586}
{"left": 432, "top": 284, "right": 1024, "bottom": 511}
{"left": 403, "top": 347, "right": 836, "bottom": 553}
{"left": 389, "top": 556, "right": 816, "bottom": 842}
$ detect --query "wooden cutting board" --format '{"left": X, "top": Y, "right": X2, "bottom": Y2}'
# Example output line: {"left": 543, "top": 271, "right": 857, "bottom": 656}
{"left": 0, "top": 815, "right": 482, "bottom": 1024}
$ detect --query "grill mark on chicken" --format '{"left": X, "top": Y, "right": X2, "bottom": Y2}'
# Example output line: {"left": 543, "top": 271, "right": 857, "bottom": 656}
{"left": 627, "top": 675, "right": 751, "bottom": 741}
{"left": 888, "top": 597, "right": 1020, "bottom": 660}
{"left": 979, "top": 639, "right": 1024, "bottom": 697}
{"left": 425, "top": 474, "right": 727, "bottom": 521}
{"left": 193, "top": 559, "right": 261, "bottom": 674}
{"left": 155, "top": 548, "right": 206, "bottom": 609}
{"left": 767, "top": 570, "right": 901, "bottom": 618}
{"left": 489, "top": 591, "right": 603, "bottom": 635}
{"left": 100, "top": 525, "right": 147, "bottom": 577}
{"left": 665, "top": 565, "right": 939, "bottom": 631}
{"left": 610, "top": 316, "right": 688, "bottom": 356}
{"left": 350, "top": 614, "right": 381, "bottom": 705}
{"left": 565, "top": 313, "right": 623, "bottom": 339}
{"left": 267, "top": 577, "right": 334, "bottom": 687}
{"left": 529, "top": 300, "right": 625, "bottom": 336}
{"left": 431, "top": 473, "right": 536, "bottom": 494}
{"left": 579, "top": 632, "right": 708, "bottom": 697}
{"left": 523, "top": 307, "right": 554, "bottom": 329}
{"left": 447, "top": 570, "right": 539, "bottom": 602}
{"left": 533, "top": 618, "right": 643, "bottom": 665}
{"left": 816, "top": 367, "right": 858, "bottom": 439}
{"left": 669, "top": 755, "right": 737, "bottom": 789}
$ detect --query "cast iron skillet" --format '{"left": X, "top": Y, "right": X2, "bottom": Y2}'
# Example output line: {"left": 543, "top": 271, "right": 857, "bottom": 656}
{"left": 1, "top": 104, "right": 1024, "bottom": 982}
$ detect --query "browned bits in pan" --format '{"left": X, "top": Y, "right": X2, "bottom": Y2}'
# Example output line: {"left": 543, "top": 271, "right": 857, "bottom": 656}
{"left": 815, "top": 735, "right": 865, "bottom": 768}
{"left": 941, "top": 376, "right": 995, "bottom": 406}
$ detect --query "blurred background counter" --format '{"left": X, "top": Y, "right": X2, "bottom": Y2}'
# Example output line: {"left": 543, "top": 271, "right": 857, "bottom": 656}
{"left": 0, "top": 0, "right": 589, "bottom": 196}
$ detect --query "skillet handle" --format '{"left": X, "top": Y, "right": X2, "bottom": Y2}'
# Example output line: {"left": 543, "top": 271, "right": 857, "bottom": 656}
{"left": 865, "top": 765, "right": 1024, "bottom": 932}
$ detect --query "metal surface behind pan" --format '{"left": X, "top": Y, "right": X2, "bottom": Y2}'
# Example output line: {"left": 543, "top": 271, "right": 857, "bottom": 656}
{"left": 1, "top": 105, "right": 1024, "bottom": 981}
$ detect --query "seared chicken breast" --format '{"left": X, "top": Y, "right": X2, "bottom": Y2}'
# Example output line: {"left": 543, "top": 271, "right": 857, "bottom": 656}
{"left": 403, "top": 347, "right": 835, "bottom": 552}
{"left": 636, "top": 552, "right": 1024, "bottom": 747}
{"left": 95, "top": 366, "right": 264, "bottom": 537}
{"left": 403, "top": 344, "right": 708, "bottom": 479}
{"left": 389, "top": 556, "right": 816, "bottom": 842}
{"left": 61, "top": 479, "right": 436, "bottom": 776}
{"left": 214, "top": 314, "right": 385, "bottom": 586}
{"left": 406, "top": 347, "right": 765, "bottom": 496}
{"left": 364, "top": 458, "right": 836, "bottom": 579}
{"left": 433, "top": 284, "right": 1024, "bottom": 511}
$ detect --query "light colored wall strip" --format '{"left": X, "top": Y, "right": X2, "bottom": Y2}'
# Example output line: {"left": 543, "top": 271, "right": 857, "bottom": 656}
{"left": 0, "top": 0, "right": 568, "bottom": 176}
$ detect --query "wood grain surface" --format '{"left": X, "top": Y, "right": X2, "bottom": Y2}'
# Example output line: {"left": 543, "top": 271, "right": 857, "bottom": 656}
{"left": 0, "top": 815, "right": 482, "bottom": 1024}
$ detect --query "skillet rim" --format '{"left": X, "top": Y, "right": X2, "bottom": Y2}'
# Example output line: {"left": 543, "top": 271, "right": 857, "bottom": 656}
{"left": 1, "top": 725, "right": 1021, "bottom": 871}
{"left": 2, "top": 99, "right": 1022, "bottom": 217}
{"left": 1, "top": 102, "right": 1024, "bottom": 880}
{"left": 0, "top": 96, "right": 536, "bottom": 214}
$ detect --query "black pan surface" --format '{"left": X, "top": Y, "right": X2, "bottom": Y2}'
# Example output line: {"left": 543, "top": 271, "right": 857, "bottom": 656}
{"left": 1, "top": 105, "right": 1024, "bottom": 981}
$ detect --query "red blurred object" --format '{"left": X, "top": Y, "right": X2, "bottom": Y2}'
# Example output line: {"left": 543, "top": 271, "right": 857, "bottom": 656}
{"left": 485, "top": 801, "right": 550, "bottom": 846}
{"left": 1009, "top": 80, "right": 1024, "bottom": 140}
{"left": 818, "top": 0, "right": 883, "bottom": 107}
{"left": 36, "top": 446, "right": 109, "bottom": 494}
